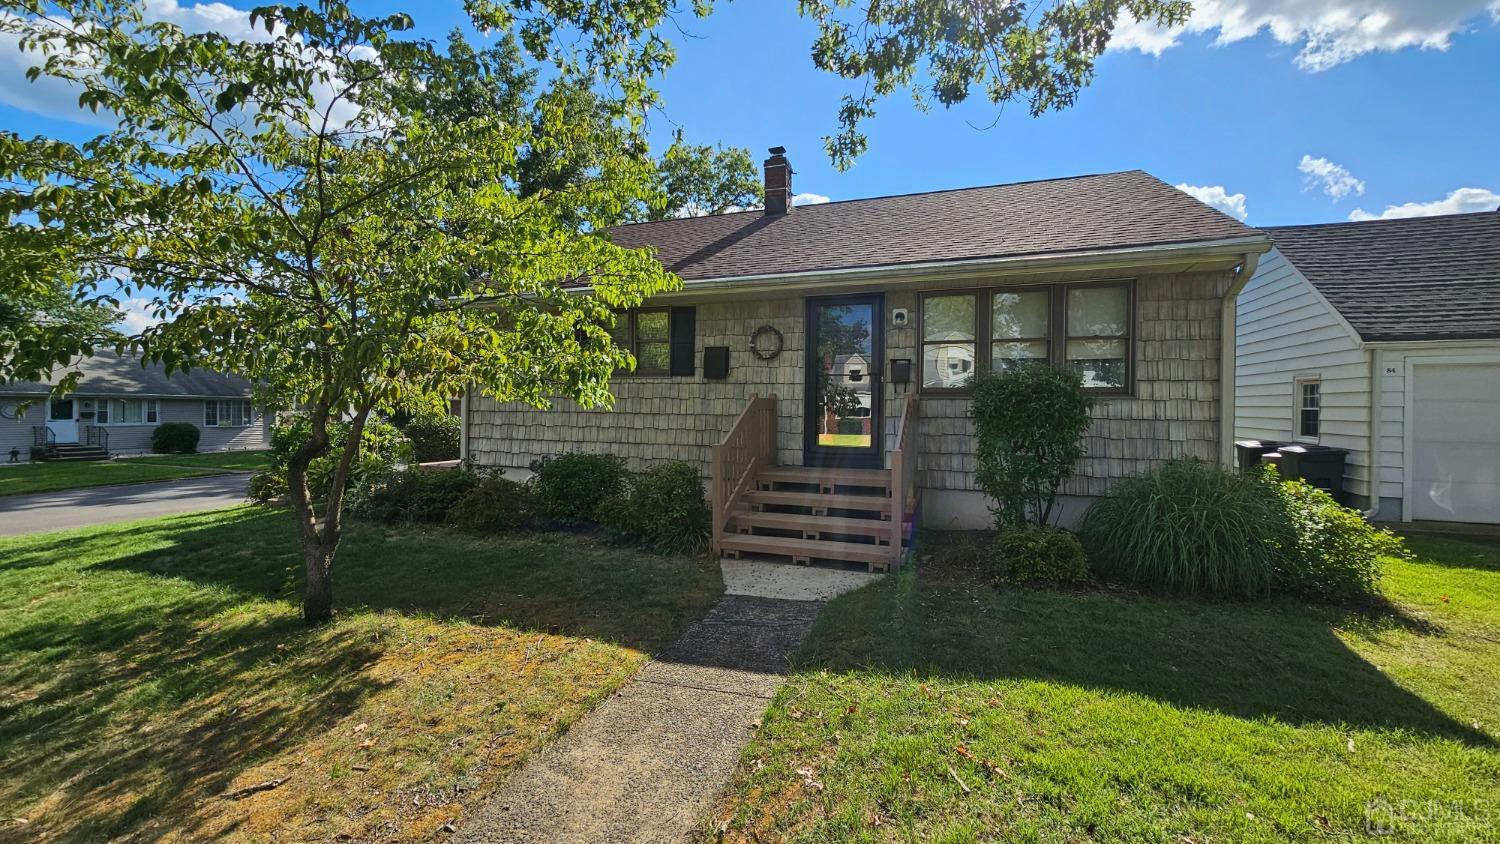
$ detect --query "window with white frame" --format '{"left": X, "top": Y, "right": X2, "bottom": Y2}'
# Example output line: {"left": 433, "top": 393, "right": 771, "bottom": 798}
{"left": 94, "top": 398, "right": 159, "bottom": 425}
{"left": 205, "top": 399, "right": 252, "bottom": 427}
{"left": 1295, "top": 379, "right": 1321, "bottom": 440}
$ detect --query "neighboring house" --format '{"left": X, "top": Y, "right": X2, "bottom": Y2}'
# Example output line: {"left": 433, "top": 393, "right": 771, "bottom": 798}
{"left": 1, "top": 349, "right": 271, "bottom": 460}
{"left": 1235, "top": 212, "right": 1500, "bottom": 526}
{"left": 465, "top": 148, "right": 1269, "bottom": 566}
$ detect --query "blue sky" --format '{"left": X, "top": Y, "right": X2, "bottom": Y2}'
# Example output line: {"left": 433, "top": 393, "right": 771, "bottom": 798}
{"left": 4, "top": 0, "right": 1499, "bottom": 235}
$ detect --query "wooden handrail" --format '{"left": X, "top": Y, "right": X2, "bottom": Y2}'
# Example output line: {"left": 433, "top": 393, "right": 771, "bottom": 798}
{"left": 886, "top": 391, "right": 920, "bottom": 558}
{"left": 710, "top": 394, "right": 778, "bottom": 555}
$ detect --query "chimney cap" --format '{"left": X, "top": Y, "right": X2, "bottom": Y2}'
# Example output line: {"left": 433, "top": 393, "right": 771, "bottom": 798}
{"left": 768, "top": 145, "right": 787, "bottom": 156}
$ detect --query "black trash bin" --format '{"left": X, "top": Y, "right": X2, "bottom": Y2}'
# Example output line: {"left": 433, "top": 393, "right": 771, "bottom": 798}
{"left": 1234, "top": 439, "right": 1282, "bottom": 473}
{"left": 1275, "top": 444, "right": 1349, "bottom": 504}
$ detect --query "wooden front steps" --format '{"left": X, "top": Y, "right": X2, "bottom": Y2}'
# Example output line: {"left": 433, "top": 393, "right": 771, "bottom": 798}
{"left": 720, "top": 464, "right": 910, "bottom": 572}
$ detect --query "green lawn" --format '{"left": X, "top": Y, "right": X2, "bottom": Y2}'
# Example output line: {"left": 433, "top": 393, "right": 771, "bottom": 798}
{"left": 0, "top": 450, "right": 269, "bottom": 497}
{"left": 0, "top": 508, "right": 721, "bottom": 843}
{"left": 710, "top": 533, "right": 1500, "bottom": 843}
{"left": 126, "top": 450, "right": 272, "bottom": 472}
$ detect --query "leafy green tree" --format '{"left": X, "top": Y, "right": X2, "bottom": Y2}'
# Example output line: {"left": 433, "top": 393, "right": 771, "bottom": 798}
{"left": 800, "top": 0, "right": 1192, "bottom": 168}
{"left": 0, "top": 279, "right": 120, "bottom": 388}
{"left": 0, "top": 0, "right": 681, "bottom": 623}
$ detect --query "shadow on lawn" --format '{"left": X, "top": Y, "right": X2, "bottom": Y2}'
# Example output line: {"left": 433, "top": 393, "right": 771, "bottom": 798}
{"left": 0, "top": 601, "right": 386, "bottom": 842}
{"left": 83, "top": 506, "right": 719, "bottom": 653}
{"left": 0, "top": 506, "right": 721, "bottom": 841}
{"left": 801, "top": 554, "right": 1493, "bottom": 748}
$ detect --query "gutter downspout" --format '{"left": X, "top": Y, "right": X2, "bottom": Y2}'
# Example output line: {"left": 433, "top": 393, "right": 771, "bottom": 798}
{"left": 1220, "top": 251, "right": 1260, "bottom": 467}
{"left": 1362, "top": 348, "right": 1381, "bottom": 520}
{"left": 459, "top": 388, "right": 470, "bottom": 465}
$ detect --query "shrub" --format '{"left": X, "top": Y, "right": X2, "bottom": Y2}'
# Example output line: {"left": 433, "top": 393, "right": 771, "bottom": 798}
{"left": 249, "top": 416, "right": 410, "bottom": 503}
{"left": 1271, "top": 473, "right": 1406, "bottom": 601}
{"left": 151, "top": 421, "right": 201, "bottom": 454}
{"left": 347, "top": 467, "right": 477, "bottom": 524}
{"left": 991, "top": 524, "right": 1089, "bottom": 586}
{"left": 970, "top": 366, "right": 1094, "bottom": 527}
{"left": 597, "top": 461, "right": 710, "bottom": 554}
{"left": 529, "top": 452, "right": 628, "bottom": 526}
{"left": 1079, "top": 460, "right": 1290, "bottom": 597}
{"left": 448, "top": 470, "right": 536, "bottom": 533}
{"left": 404, "top": 415, "right": 460, "bottom": 463}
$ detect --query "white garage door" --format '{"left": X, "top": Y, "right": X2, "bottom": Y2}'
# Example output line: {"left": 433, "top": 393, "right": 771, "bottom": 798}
{"left": 1410, "top": 363, "right": 1500, "bottom": 524}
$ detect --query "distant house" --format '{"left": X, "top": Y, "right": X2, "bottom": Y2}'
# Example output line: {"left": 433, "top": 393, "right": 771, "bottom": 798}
{"left": 1235, "top": 212, "right": 1500, "bottom": 526}
{"left": 462, "top": 149, "right": 1271, "bottom": 568}
{"left": 1, "top": 349, "right": 270, "bottom": 460}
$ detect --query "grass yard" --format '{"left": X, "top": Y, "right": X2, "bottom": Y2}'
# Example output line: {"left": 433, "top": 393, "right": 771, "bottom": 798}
{"left": 0, "top": 451, "right": 269, "bottom": 497}
{"left": 0, "top": 507, "right": 721, "bottom": 843}
{"left": 126, "top": 450, "right": 272, "bottom": 472}
{"left": 709, "top": 533, "right": 1500, "bottom": 843}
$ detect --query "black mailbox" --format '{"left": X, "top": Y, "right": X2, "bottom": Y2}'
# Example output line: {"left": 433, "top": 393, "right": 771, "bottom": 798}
{"left": 1234, "top": 439, "right": 1282, "bottom": 473}
{"left": 889, "top": 358, "right": 912, "bottom": 385}
{"left": 1275, "top": 444, "right": 1349, "bottom": 504}
{"left": 703, "top": 346, "right": 730, "bottom": 379}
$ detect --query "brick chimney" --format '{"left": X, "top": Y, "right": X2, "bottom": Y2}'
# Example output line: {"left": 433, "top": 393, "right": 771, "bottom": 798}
{"left": 763, "top": 146, "right": 792, "bottom": 215}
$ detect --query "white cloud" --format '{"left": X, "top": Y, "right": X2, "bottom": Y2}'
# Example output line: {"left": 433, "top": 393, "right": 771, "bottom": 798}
{"left": 1299, "top": 155, "right": 1366, "bottom": 200}
{"left": 115, "top": 297, "right": 163, "bottom": 334}
{"left": 1112, "top": 1, "right": 1500, "bottom": 70}
{"left": 1348, "top": 186, "right": 1500, "bottom": 220}
{"left": 1175, "top": 183, "right": 1249, "bottom": 220}
{"left": 2, "top": 2, "right": 367, "bottom": 128}
{"left": 792, "top": 192, "right": 831, "bottom": 206}
{"left": 1, "top": 2, "right": 269, "bottom": 124}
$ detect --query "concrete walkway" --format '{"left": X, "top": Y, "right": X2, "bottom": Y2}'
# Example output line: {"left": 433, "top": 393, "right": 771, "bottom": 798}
{"left": 453, "top": 560, "right": 879, "bottom": 844}
{"left": 0, "top": 473, "right": 251, "bottom": 536}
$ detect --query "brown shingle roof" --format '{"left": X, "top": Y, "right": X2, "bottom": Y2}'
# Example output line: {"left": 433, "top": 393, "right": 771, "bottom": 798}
{"left": 607, "top": 170, "right": 1261, "bottom": 282}
{"left": 1268, "top": 212, "right": 1500, "bottom": 342}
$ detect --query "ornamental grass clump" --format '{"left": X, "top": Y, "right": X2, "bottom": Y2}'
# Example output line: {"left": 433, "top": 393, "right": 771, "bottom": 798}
{"left": 1080, "top": 459, "right": 1290, "bottom": 597}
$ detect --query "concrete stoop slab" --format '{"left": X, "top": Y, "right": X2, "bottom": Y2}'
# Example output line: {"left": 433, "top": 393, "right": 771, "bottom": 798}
{"left": 720, "top": 557, "right": 883, "bottom": 602}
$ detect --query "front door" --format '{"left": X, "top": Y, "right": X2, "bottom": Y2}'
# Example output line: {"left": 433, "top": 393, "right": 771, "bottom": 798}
{"left": 805, "top": 294, "right": 883, "bottom": 468}
{"left": 47, "top": 399, "right": 78, "bottom": 443}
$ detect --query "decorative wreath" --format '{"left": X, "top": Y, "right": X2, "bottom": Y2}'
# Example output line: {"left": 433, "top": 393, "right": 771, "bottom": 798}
{"left": 0, "top": 402, "right": 19, "bottom": 421}
{"left": 749, "top": 324, "right": 784, "bottom": 361}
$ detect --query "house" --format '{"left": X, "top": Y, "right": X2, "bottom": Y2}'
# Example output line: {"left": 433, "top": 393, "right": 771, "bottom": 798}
{"left": 1235, "top": 212, "right": 1500, "bottom": 526}
{"left": 464, "top": 150, "right": 1271, "bottom": 568}
{"left": 1, "top": 349, "right": 271, "bottom": 461}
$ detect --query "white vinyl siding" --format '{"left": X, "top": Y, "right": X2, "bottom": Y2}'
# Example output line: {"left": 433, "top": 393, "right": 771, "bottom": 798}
{"left": 1234, "top": 248, "right": 1372, "bottom": 500}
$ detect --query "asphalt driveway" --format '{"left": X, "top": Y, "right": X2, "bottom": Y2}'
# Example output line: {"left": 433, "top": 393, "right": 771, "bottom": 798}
{"left": 0, "top": 473, "right": 252, "bottom": 537}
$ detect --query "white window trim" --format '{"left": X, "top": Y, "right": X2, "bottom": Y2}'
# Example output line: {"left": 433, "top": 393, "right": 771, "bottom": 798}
{"left": 1293, "top": 376, "right": 1321, "bottom": 443}
{"left": 91, "top": 397, "right": 160, "bottom": 426}
{"left": 205, "top": 398, "right": 253, "bottom": 428}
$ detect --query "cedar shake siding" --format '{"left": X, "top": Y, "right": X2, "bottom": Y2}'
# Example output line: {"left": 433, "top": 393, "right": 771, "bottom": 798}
{"left": 464, "top": 268, "right": 1233, "bottom": 518}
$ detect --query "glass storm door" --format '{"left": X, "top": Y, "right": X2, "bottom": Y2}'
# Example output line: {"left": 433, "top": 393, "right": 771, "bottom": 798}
{"left": 804, "top": 294, "right": 883, "bottom": 468}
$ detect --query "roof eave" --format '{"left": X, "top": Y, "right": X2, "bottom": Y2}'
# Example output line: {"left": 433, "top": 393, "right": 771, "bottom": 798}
{"left": 576, "top": 234, "right": 1272, "bottom": 299}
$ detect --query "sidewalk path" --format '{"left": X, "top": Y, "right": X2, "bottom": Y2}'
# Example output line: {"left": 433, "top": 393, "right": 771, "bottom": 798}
{"left": 0, "top": 473, "right": 250, "bottom": 536}
{"left": 454, "top": 560, "right": 879, "bottom": 844}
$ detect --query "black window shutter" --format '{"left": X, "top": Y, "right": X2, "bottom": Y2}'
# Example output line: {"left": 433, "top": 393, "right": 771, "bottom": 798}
{"left": 669, "top": 307, "right": 696, "bottom": 377}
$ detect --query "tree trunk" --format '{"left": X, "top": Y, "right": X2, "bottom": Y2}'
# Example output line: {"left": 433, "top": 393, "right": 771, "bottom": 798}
{"left": 287, "top": 408, "right": 334, "bottom": 626}
{"left": 287, "top": 403, "right": 373, "bottom": 627}
{"left": 302, "top": 543, "right": 335, "bottom": 624}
